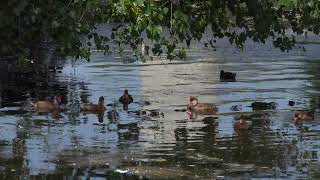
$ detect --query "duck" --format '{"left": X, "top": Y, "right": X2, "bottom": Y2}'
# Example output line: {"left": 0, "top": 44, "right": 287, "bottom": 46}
{"left": 80, "top": 96, "right": 106, "bottom": 113}
{"left": 119, "top": 89, "right": 133, "bottom": 110}
{"left": 251, "top": 102, "right": 276, "bottom": 111}
{"left": 288, "top": 101, "right": 295, "bottom": 106}
{"left": 234, "top": 115, "right": 252, "bottom": 130}
{"left": 187, "top": 97, "right": 217, "bottom": 114}
{"left": 31, "top": 94, "right": 62, "bottom": 113}
{"left": 294, "top": 111, "right": 314, "bottom": 123}
{"left": 220, "top": 70, "right": 236, "bottom": 82}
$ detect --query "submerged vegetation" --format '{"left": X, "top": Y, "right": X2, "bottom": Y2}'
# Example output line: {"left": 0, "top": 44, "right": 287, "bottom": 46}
{"left": 1, "top": 0, "right": 320, "bottom": 62}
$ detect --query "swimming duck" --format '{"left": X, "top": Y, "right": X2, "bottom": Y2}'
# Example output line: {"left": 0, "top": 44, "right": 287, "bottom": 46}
{"left": 80, "top": 96, "right": 106, "bottom": 113}
{"left": 251, "top": 102, "right": 276, "bottom": 111}
{"left": 220, "top": 70, "right": 236, "bottom": 82}
{"left": 288, "top": 101, "right": 295, "bottom": 106}
{"left": 119, "top": 89, "right": 133, "bottom": 110}
{"left": 234, "top": 115, "right": 252, "bottom": 130}
{"left": 31, "top": 94, "right": 62, "bottom": 112}
{"left": 294, "top": 111, "right": 314, "bottom": 123}
{"left": 187, "top": 97, "right": 217, "bottom": 114}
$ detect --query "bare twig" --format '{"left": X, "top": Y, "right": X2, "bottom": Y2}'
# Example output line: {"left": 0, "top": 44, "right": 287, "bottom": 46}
{"left": 67, "top": 0, "right": 73, "bottom": 8}
{"left": 161, "top": 1, "right": 168, "bottom": 8}
{"left": 170, "top": 2, "right": 173, "bottom": 31}
{"left": 79, "top": 7, "right": 88, "bottom": 22}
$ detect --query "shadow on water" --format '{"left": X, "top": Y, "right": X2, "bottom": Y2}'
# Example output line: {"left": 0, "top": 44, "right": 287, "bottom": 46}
{"left": 1, "top": 36, "right": 320, "bottom": 179}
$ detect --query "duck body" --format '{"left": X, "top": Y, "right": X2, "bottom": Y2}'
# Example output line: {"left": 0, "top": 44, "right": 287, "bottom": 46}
{"left": 32, "top": 101, "right": 58, "bottom": 112}
{"left": 187, "top": 97, "right": 217, "bottom": 114}
{"left": 189, "top": 103, "right": 217, "bottom": 112}
{"left": 119, "top": 95, "right": 133, "bottom": 105}
{"left": 294, "top": 111, "right": 314, "bottom": 123}
{"left": 220, "top": 70, "right": 236, "bottom": 82}
{"left": 81, "top": 104, "right": 106, "bottom": 112}
{"left": 31, "top": 95, "right": 62, "bottom": 113}
{"left": 80, "top": 96, "right": 106, "bottom": 113}
{"left": 251, "top": 102, "right": 276, "bottom": 111}
{"left": 119, "top": 89, "right": 134, "bottom": 111}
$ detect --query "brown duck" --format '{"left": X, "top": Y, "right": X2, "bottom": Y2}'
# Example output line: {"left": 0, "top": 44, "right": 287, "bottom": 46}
{"left": 294, "top": 111, "right": 314, "bottom": 123}
{"left": 81, "top": 96, "right": 106, "bottom": 113}
{"left": 187, "top": 97, "right": 217, "bottom": 114}
{"left": 31, "top": 95, "right": 62, "bottom": 113}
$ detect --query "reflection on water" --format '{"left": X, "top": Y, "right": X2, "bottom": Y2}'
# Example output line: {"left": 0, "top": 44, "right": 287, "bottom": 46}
{"left": 1, "top": 38, "right": 320, "bottom": 179}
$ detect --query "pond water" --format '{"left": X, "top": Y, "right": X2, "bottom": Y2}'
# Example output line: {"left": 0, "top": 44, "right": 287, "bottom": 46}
{"left": 1, "top": 36, "right": 320, "bottom": 179}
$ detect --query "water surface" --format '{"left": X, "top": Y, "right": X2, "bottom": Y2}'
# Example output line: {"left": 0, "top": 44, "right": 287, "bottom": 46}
{"left": 1, "top": 37, "right": 320, "bottom": 179}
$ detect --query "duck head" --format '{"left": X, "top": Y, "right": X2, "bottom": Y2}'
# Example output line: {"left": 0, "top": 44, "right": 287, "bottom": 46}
{"left": 220, "top": 70, "right": 224, "bottom": 77}
{"left": 99, "top": 96, "right": 105, "bottom": 104}
{"left": 123, "top": 89, "right": 130, "bottom": 98}
{"left": 187, "top": 97, "right": 198, "bottom": 109}
{"left": 220, "top": 70, "right": 227, "bottom": 80}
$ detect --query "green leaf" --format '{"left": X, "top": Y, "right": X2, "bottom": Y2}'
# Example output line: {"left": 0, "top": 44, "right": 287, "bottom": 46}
{"left": 163, "top": 7, "right": 169, "bottom": 15}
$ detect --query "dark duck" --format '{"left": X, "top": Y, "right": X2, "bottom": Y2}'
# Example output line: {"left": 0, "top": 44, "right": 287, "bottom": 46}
{"left": 220, "top": 70, "right": 236, "bottom": 82}
{"left": 251, "top": 102, "right": 276, "bottom": 111}
{"left": 119, "top": 89, "right": 133, "bottom": 110}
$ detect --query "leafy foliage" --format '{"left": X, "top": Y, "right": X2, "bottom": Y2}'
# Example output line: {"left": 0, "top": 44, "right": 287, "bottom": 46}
{"left": 0, "top": 0, "right": 319, "bottom": 62}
